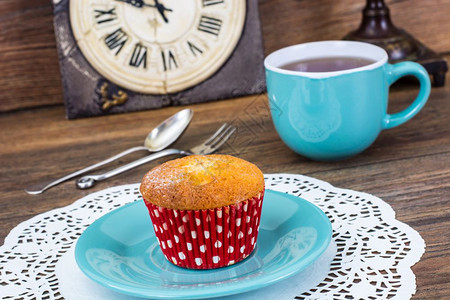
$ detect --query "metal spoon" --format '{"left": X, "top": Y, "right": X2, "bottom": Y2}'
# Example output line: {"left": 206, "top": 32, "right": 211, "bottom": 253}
{"left": 24, "top": 109, "right": 193, "bottom": 195}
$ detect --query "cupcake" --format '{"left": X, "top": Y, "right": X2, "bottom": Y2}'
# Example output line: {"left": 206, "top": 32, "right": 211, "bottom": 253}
{"left": 140, "top": 154, "right": 265, "bottom": 269}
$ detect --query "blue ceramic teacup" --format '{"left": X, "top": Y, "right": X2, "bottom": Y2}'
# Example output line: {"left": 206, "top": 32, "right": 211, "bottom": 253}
{"left": 265, "top": 41, "right": 431, "bottom": 161}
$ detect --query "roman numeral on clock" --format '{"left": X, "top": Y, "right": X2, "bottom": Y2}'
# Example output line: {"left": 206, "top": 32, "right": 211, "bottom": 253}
{"left": 197, "top": 15, "right": 222, "bottom": 36}
{"left": 161, "top": 50, "right": 178, "bottom": 71}
{"left": 129, "top": 43, "right": 147, "bottom": 68}
{"left": 104, "top": 28, "right": 128, "bottom": 55}
{"left": 94, "top": 7, "right": 117, "bottom": 24}
{"left": 187, "top": 41, "right": 203, "bottom": 57}
{"left": 202, "top": 0, "right": 224, "bottom": 6}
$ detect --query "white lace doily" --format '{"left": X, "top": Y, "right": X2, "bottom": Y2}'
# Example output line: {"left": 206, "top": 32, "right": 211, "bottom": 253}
{"left": 0, "top": 174, "right": 425, "bottom": 299}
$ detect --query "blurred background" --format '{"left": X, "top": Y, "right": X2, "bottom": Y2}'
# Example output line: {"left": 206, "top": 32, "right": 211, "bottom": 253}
{"left": 0, "top": 0, "right": 449, "bottom": 113}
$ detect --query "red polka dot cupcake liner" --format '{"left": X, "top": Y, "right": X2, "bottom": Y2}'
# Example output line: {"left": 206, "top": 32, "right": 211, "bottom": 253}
{"left": 144, "top": 190, "right": 264, "bottom": 269}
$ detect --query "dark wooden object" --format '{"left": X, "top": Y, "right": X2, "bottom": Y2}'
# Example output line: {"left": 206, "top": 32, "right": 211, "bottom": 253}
{"left": 1, "top": 67, "right": 450, "bottom": 298}
{"left": 344, "top": 0, "right": 448, "bottom": 86}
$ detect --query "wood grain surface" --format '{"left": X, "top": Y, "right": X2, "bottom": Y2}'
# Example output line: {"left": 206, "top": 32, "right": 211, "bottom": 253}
{"left": 0, "top": 0, "right": 450, "bottom": 111}
{"left": 1, "top": 0, "right": 450, "bottom": 298}
{"left": 1, "top": 64, "right": 449, "bottom": 298}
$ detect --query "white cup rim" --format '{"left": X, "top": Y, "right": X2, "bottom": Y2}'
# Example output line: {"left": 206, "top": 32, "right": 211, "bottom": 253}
{"left": 264, "top": 41, "right": 388, "bottom": 78}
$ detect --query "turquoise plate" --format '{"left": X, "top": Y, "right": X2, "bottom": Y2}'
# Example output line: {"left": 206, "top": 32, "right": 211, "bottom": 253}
{"left": 75, "top": 189, "right": 332, "bottom": 299}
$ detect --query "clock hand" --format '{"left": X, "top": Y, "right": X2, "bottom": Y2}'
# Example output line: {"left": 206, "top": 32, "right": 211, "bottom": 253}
{"left": 114, "top": 0, "right": 147, "bottom": 8}
{"left": 114, "top": 0, "right": 172, "bottom": 24}
{"left": 145, "top": 0, "right": 172, "bottom": 23}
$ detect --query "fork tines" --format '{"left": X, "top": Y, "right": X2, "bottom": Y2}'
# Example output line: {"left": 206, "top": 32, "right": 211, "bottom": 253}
{"left": 194, "top": 123, "right": 236, "bottom": 155}
{"left": 206, "top": 123, "right": 236, "bottom": 148}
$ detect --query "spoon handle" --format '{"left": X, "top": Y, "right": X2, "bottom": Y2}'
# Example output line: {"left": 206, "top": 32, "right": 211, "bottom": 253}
{"left": 76, "top": 149, "right": 190, "bottom": 189}
{"left": 25, "top": 146, "right": 149, "bottom": 195}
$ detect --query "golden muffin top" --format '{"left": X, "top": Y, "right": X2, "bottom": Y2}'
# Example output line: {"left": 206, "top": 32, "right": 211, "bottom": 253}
{"left": 140, "top": 154, "right": 264, "bottom": 210}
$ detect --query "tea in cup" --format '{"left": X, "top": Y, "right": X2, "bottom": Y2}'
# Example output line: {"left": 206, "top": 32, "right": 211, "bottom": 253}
{"left": 265, "top": 41, "right": 431, "bottom": 161}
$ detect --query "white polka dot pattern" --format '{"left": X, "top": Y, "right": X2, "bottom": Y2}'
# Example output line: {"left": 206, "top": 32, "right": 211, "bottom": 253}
{"left": 145, "top": 191, "right": 265, "bottom": 269}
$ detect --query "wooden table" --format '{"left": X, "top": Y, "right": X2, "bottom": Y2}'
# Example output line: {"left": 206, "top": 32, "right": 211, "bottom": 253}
{"left": 1, "top": 65, "right": 449, "bottom": 298}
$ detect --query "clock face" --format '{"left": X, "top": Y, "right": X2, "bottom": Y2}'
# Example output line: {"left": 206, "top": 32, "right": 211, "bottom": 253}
{"left": 69, "top": 0, "right": 246, "bottom": 94}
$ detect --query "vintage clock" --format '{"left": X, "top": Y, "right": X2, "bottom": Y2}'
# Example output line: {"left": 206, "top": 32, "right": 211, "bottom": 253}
{"left": 53, "top": 0, "right": 265, "bottom": 118}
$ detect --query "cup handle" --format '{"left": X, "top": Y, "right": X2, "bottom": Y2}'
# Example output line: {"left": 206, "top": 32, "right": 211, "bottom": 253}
{"left": 382, "top": 62, "right": 431, "bottom": 129}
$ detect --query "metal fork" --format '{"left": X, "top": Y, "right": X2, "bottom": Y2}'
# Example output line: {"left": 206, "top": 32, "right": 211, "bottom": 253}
{"left": 76, "top": 123, "right": 236, "bottom": 189}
